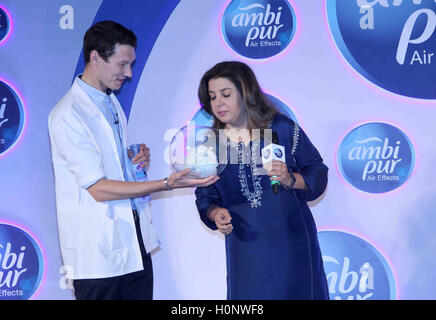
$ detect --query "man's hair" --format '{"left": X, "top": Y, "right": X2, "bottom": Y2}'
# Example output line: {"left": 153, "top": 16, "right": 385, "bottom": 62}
{"left": 83, "top": 20, "right": 137, "bottom": 63}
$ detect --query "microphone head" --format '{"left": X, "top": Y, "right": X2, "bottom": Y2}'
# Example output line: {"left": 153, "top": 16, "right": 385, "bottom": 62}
{"left": 264, "top": 131, "right": 285, "bottom": 195}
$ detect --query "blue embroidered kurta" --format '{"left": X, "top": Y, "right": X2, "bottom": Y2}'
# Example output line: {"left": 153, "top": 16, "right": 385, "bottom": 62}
{"left": 195, "top": 114, "right": 329, "bottom": 300}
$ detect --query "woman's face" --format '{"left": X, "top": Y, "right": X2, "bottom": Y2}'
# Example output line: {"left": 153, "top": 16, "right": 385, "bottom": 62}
{"left": 208, "top": 77, "right": 247, "bottom": 129}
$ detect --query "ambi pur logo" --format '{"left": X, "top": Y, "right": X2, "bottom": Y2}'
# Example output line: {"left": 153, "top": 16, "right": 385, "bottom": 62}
{"left": 338, "top": 122, "right": 415, "bottom": 193}
{"left": 326, "top": 0, "right": 436, "bottom": 99}
{"left": 318, "top": 231, "right": 397, "bottom": 300}
{"left": 221, "top": 0, "right": 297, "bottom": 59}
{"left": 0, "top": 223, "right": 44, "bottom": 300}
{"left": 0, "top": 80, "right": 25, "bottom": 158}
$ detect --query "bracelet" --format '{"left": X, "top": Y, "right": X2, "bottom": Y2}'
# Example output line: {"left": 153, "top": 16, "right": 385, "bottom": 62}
{"left": 164, "top": 177, "right": 171, "bottom": 190}
{"left": 283, "top": 172, "right": 296, "bottom": 190}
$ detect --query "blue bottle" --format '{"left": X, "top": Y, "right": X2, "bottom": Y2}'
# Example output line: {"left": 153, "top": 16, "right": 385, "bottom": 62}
{"left": 129, "top": 144, "right": 151, "bottom": 204}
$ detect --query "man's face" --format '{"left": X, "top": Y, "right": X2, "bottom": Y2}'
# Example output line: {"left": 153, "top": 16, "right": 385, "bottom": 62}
{"left": 95, "top": 43, "right": 136, "bottom": 92}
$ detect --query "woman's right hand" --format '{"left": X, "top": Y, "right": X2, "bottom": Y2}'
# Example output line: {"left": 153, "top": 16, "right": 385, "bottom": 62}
{"left": 209, "top": 206, "right": 233, "bottom": 235}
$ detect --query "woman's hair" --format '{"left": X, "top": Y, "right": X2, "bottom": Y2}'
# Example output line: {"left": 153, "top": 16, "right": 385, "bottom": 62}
{"left": 83, "top": 20, "right": 137, "bottom": 63}
{"left": 198, "top": 61, "right": 278, "bottom": 131}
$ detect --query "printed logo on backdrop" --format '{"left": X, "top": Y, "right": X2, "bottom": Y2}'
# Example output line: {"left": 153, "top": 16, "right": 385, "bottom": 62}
{"left": 326, "top": 0, "right": 436, "bottom": 99}
{"left": 0, "top": 223, "right": 44, "bottom": 300}
{"left": 0, "top": 6, "right": 11, "bottom": 45}
{"left": 318, "top": 230, "right": 397, "bottom": 300}
{"left": 221, "top": 0, "right": 297, "bottom": 59}
{"left": 338, "top": 122, "right": 415, "bottom": 193}
{"left": 0, "top": 80, "right": 25, "bottom": 158}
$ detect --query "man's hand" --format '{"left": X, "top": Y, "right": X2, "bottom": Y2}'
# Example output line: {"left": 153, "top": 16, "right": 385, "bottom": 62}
{"left": 167, "top": 168, "right": 219, "bottom": 189}
{"left": 128, "top": 143, "right": 150, "bottom": 169}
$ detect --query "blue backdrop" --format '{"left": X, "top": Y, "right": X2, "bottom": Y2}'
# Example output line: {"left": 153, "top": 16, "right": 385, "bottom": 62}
{"left": 0, "top": 0, "right": 435, "bottom": 300}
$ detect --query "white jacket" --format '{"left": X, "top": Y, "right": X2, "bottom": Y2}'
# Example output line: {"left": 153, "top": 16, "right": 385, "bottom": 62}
{"left": 48, "top": 79, "right": 159, "bottom": 279}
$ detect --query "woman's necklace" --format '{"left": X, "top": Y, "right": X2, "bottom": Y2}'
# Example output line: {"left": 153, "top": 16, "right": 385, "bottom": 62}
{"left": 229, "top": 138, "right": 263, "bottom": 208}
{"left": 224, "top": 127, "right": 251, "bottom": 145}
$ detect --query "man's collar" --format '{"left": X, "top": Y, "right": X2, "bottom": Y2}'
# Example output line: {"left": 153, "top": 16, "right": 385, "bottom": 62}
{"left": 76, "top": 75, "right": 111, "bottom": 106}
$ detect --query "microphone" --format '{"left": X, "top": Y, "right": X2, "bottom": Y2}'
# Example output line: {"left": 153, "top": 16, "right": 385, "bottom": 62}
{"left": 261, "top": 132, "right": 285, "bottom": 194}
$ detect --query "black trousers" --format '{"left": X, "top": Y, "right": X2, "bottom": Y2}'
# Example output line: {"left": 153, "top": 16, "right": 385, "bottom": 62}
{"left": 73, "top": 210, "right": 153, "bottom": 300}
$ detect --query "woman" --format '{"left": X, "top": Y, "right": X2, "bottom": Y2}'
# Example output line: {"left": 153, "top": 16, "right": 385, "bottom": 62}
{"left": 195, "top": 61, "right": 329, "bottom": 300}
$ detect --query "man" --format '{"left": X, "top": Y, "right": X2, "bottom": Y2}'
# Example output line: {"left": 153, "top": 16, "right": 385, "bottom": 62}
{"left": 48, "top": 21, "right": 217, "bottom": 300}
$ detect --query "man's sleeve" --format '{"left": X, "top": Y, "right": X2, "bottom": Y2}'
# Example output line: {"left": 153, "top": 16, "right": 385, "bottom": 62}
{"left": 49, "top": 108, "right": 106, "bottom": 189}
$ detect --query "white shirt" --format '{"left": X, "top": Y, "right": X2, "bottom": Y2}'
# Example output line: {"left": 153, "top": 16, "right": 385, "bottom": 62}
{"left": 48, "top": 78, "right": 159, "bottom": 279}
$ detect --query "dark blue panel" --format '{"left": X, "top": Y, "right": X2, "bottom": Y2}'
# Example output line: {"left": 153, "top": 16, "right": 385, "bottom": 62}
{"left": 73, "top": 0, "right": 181, "bottom": 120}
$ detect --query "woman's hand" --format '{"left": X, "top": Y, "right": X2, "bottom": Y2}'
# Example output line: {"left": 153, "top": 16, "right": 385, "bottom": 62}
{"left": 264, "top": 160, "right": 292, "bottom": 187}
{"left": 209, "top": 206, "right": 233, "bottom": 235}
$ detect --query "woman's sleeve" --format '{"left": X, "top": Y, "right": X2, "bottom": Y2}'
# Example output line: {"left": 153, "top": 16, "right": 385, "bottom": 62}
{"left": 293, "top": 126, "right": 328, "bottom": 201}
{"left": 195, "top": 184, "right": 222, "bottom": 230}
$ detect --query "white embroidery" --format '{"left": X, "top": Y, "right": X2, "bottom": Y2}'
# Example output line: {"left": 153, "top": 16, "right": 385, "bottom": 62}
{"left": 291, "top": 122, "right": 300, "bottom": 156}
{"left": 232, "top": 141, "right": 263, "bottom": 208}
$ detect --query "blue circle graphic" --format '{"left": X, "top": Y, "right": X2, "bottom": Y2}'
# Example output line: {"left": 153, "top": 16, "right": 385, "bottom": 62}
{"left": 264, "top": 149, "right": 271, "bottom": 159}
{"left": 274, "top": 147, "right": 282, "bottom": 158}
{"left": 338, "top": 122, "right": 415, "bottom": 194}
{"left": 265, "top": 93, "right": 298, "bottom": 124}
{"left": 318, "top": 230, "right": 397, "bottom": 300}
{"left": 0, "top": 7, "right": 11, "bottom": 44}
{"left": 326, "top": 0, "right": 436, "bottom": 99}
{"left": 221, "top": 0, "right": 297, "bottom": 59}
{"left": 0, "top": 223, "right": 44, "bottom": 300}
{"left": 0, "top": 80, "right": 25, "bottom": 158}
